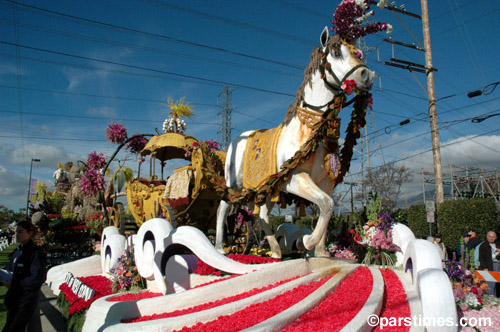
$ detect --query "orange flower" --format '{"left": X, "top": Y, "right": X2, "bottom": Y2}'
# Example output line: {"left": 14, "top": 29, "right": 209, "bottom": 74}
{"left": 368, "top": 222, "right": 374, "bottom": 227}
{"left": 480, "top": 283, "right": 489, "bottom": 291}
{"left": 463, "top": 287, "right": 469, "bottom": 294}
{"left": 135, "top": 276, "right": 141, "bottom": 281}
{"left": 126, "top": 272, "right": 131, "bottom": 277}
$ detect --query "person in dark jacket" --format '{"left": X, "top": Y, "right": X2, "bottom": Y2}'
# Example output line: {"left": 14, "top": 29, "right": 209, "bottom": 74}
{"left": 478, "top": 231, "right": 500, "bottom": 271}
{"left": 467, "top": 229, "right": 482, "bottom": 250}
{"left": 1, "top": 220, "right": 46, "bottom": 332}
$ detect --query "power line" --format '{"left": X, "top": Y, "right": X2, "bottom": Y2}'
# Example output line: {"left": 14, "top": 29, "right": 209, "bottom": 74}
{"left": 5, "top": 0, "right": 304, "bottom": 70}
{"left": 0, "top": 40, "right": 296, "bottom": 97}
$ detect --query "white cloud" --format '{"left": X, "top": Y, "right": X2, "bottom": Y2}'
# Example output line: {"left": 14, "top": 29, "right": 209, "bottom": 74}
{"left": 86, "top": 106, "right": 118, "bottom": 118}
{"left": 2, "top": 144, "right": 82, "bottom": 169}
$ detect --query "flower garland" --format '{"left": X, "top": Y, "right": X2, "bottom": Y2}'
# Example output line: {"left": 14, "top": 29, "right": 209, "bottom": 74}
{"left": 282, "top": 267, "right": 372, "bottom": 331}
{"left": 58, "top": 275, "right": 113, "bottom": 315}
{"left": 123, "top": 274, "right": 304, "bottom": 323}
{"left": 372, "top": 268, "right": 411, "bottom": 332}
{"left": 199, "top": 93, "right": 370, "bottom": 207}
{"left": 171, "top": 274, "right": 332, "bottom": 332}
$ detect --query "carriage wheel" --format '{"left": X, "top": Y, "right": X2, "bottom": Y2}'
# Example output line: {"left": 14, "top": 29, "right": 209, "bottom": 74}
{"left": 110, "top": 202, "right": 126, "bottom": 233}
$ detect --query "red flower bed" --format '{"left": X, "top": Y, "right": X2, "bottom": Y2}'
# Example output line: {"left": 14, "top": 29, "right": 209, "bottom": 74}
{"left": 171, "top": 274, "right": 333, "bottom": 332}
{"left": 123, "top": 274, "right": 307, "bottom": 323}
{"left": 282, "top": 266, "right": 372, "bottom": 332}
{"left": 107, "top": 291, "right": 163, "bottom": 302}
{"left": 59, "top": 275, "right": 113, "bottom": 315}
{"left": 372, "top": 268, "right": 411, "bottom": 332}
{"left": 193, "top": 254, "right": 280, "bottom": 276}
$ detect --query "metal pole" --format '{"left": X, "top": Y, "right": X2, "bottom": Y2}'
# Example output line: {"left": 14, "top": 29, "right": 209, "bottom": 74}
{"left": 26, "top": 158, "right": 40, "bottom": 217}
{"left": 421, "top": 0, "right": 444, "bottom": 207}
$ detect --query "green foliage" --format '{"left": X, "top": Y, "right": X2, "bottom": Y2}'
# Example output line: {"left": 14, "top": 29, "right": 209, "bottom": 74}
{"left": 406, "top": 204, "right": 436, "bottom": 239}
{"left": 0, "top": 205, "right": 25, "bottom": 228}
{"left": 366, "top": 194, "right": 382, "bottom": 222}
{"left": 391, "top": 208, "right": 408, "bottom": 225}
{"left": 112, "top": 166, "right": 134, "bottom": 193}
{"left": 57, "top": 292, "right": 86, "bottom": 332}
{"left": 438, "top": 198, "right": 499, "bottom": 250}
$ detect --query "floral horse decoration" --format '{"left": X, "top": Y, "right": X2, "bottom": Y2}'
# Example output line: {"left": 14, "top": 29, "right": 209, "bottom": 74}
{"left": 206, "top": 0, "right": 392, "bottom": 258}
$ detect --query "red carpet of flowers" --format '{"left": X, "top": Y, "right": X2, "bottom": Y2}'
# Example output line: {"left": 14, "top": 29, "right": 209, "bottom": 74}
{"left": 59, "top": 275, "right": 113, "bottom": 315}
{"left": 372, "top": 268, "right": 411, "bottom": 332}
{"left": 169, "top": 274, "right": 333, "bottom": 332}
{"left": 107, "top": 291, "right": 163, "bottom": 302}
{"left": 123, "top": 274, "right": 305, "bottom": 323}
{"left": 193, "top": 254, "right": 280, "bottom": 276}
{"left": 282, "top": 266, "right": 372, "bottom": 332}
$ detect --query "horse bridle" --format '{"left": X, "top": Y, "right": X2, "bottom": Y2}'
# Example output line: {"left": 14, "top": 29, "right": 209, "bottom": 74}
{"left": 302, "top": 45, "right": 367, "bottom": 112}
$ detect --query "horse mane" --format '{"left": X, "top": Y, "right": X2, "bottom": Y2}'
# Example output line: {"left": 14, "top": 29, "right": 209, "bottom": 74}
{"left": 282, "top": 34, "right": 342, "bottom": 125}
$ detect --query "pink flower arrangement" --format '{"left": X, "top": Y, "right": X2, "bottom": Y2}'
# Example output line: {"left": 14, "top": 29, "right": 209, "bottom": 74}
{"left": 327, "top": 244, "right": 356, "bottom": 260}
{"left": 331, "top": 0, "right": 389, "bottom": 40}
{"left": 462, "top": 305, "right": 500, "bottom": 331}
{"left": 87, "top": 151, "right": 107, "bottom": 169}
{"left": 205, "top": 139, "right": 219, "bottom": 151}
{"left": 106, "top": 122, "right": 128, "bottom": 144}
{"left": 126, "top": 134, "right": 148, "bottom": 154}
{"left": 78, "top": 167, "right": 105, "bottom": 198}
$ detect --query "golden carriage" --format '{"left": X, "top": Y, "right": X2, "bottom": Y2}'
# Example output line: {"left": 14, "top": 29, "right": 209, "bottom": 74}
{"left": 116, "top": 132, "right": 225, "bottom": 233}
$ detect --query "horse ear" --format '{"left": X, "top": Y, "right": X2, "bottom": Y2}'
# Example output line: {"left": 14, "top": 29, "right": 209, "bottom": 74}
{"left": 320, "top": 26, "right": 329, "bottom": 48}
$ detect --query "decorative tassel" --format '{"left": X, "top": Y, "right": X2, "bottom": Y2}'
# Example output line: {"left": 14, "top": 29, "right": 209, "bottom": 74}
{"left": 253, "top": 205, "right": 261, "bottom": 215}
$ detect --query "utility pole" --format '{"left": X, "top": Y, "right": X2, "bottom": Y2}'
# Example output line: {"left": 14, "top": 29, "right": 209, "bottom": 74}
{"left": 217, "top": 85, "right": 236, "bottom": 152}
{"left": 378, "top": 0, "right": 444, "bottom": 207}
{"left": 421, "top": 0, "right": 444, "bottom": 206}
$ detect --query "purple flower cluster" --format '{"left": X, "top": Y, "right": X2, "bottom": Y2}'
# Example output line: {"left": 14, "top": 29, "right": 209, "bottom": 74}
{"left": 87, "top": 151, "right": 107, "bottom": 170}
{"left": 377, "top": 212, "right": 395, "bottom": 233}
{"left": 205, "top": 139, "right": 220, "bottom": 151}
{"left": 126, "top": 133, "right": 148, "bottom": 154}
{"left": 106, "top": 122, "right": 128, "bottom": 144}
{"left": 78, "top": 151, "right": 107, "bottom": 198}
{"left": 444, "top": 259, "right": 464, "bottom": 282}
{"left": 331, "top": 0, "right": 388, "bottom": 40}
{"left": 78, "top": 168, "right": 105, "bottom": 198}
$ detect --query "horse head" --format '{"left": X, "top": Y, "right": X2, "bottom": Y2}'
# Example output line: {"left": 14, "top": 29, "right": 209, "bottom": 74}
{"left": 319, "top": 27, "right": 374, "bottom": 94}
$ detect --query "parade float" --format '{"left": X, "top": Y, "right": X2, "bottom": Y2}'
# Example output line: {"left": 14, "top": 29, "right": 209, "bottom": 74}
{"left": 46, "top": 1, "right": 467, "bottom": 331}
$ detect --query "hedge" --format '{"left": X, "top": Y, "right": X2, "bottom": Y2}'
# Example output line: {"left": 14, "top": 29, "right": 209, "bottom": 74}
{"left": 407, "top": 204, "right": 437, "bottom": 240}
{"left": 437, "top": 198, "right": 499, "bottom": 250}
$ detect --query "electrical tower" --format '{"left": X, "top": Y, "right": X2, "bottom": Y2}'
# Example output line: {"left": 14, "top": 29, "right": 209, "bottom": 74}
{"left": 217, "top": 85, "right": 236, "bottom": 151}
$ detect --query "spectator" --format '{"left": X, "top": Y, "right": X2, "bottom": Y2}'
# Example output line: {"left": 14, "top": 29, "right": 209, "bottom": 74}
{"left": 0, "top": 220, "right": 47, "bottom": 332}
{"left": 434, "top": 233, "right": 448, "bottom": 261}
{"left": 427, "top": 236, "right": 435, "bottom": 243}
{"left": 468, "top": 229, "right": 482, "bottom": 250}
{"left": 478, "top": 231, "right": 500, "bottom": 271}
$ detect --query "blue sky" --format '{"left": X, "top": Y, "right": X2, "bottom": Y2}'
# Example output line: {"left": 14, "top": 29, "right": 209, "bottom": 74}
{"left": 1, "top": 0, "right": 500, "bottom": 212}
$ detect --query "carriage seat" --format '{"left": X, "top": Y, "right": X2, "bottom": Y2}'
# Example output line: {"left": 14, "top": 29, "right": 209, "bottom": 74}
{"left": 163, "top": 165, "right": 194, "bottom": 200}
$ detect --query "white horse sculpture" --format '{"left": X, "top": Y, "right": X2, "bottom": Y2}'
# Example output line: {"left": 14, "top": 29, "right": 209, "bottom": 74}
{"left": 215, "top": 27, "right": 375, "bottom": 258}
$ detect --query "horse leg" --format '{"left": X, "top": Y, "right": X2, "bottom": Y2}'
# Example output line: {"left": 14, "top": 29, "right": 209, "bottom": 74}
{"left": 285, "top": 173, "right": 333, "bottom": 255}
{"left": 215, "top": 200, "right": 230, "bottom": 254}
{"left": 258, "top": 200, "right": 281, "bottom": 259}
{"left": 314, "top": 230, "right": 327, "bottom": 257}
